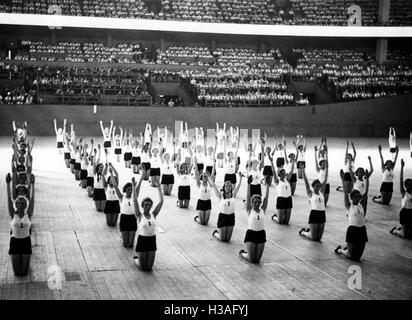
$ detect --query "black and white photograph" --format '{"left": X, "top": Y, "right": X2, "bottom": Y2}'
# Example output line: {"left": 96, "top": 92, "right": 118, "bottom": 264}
{"left": 0, "top": 0, "right": 411, "bottom": 310}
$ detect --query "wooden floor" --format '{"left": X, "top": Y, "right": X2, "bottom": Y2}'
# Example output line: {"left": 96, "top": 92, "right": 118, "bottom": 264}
{"left": 1, "top": 136, "right": 411, "bottom": 300}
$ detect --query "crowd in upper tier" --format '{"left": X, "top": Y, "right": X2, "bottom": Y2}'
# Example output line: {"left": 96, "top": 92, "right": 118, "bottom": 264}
{"left": 1, "top": 0, "right": 411, "bottom": 26}
{"left": 1, "top": 39, "right": 411, "bottom": 106}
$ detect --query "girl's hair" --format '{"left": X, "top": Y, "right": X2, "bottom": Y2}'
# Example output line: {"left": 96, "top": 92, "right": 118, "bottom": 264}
{"left": 319, "top": 159, "right": 326, "bottom": 166}
{"left": 384, "top": 160, "right": 393, "bottom": 167}
{"left": 355, "top": 167, "right": 365, "bottom": 175}
{"left": 350, "top": 189, "right": 361, "bottom": 200}
{"left": 311, "top": 179, "right": 321, "bottom": 188}
{"left": 288, "top": 153, "right": 295, "bottom": 158}
{"left": 123, "top": 182, "right": 132, "bottom": 193}
{"left": 141, "top": 197, "right": 153, "bottom": 207}
{"left": 404, "top": 178, "right": 412, "bottom": 188}
{"left": 251, "top": 194, "right": 262, "bottom": 204}
{"left": 221, "top": 181, "right": 233, "bottom": 199}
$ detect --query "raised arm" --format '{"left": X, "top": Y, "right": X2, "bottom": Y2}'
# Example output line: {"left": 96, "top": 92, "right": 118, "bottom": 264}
{"left": 6, "top": 174, "right": 14, "bottom": 217}
{"left": 351, "top": 142, "right": 357, "bottom": 161}
{"left": 321, "top": 147, "right": 329, "bottom": 193}
{"left": 99, "top": 120, "right": 105, "bottom": 136}
{"left": 340, "top": 169, "right": 350, "bottom": 210}
{"left": 302, "top": 167, "right": 312, "bottom": 198}
{"left": 233, "top": 172, "right": 243, "bottom": 198}
{"left": 152, "top": 184, "right": 164, "bottom": 218}
{"left": 286, "top": 157, "right": 295, "bottom": 181}
{"left": 246, "top": 183, "right": 252, "bottom": 212}
{"left": 132, "top": 176, "right": 143, "bottom": 219}
{"left": 109, "top": 168, "right": 123, "bottom": 200}
{"left": 54, "top": 119, "right": 58, "bottom": 135}
{"left": 27, "top": 180, "right": 35, "bottom": 219}
{"left": 367, "top": 155, "right": 373, "bottom": 178}
{"left": 393, "top": 147, "right": 399, "bottom": 168}
{"left": 261, "top": 179, "right": 270, "bottom": 212}
{"left": 194, "top": 158, "right": 201, "bottom": 188}
{"left": 269, "top": 155, "right": 279, "bottom": 185}
{"left": 378, "top": 145, "right": 384, "bottom": 171}
{"left": 400, "top": 159, "right": 405, "bottom": 197}
{"left": 63, "top": 118, "right": 67, "bottom": 135}
{"left": 314, "top": 145, "right": 320, "bottom": 172}
{"left": 109, "top": 120, "right": 114, "bottom": 137}
{"left": 344, "top": 140, "right": 349, "bottom": 165}
{"left": 209, "top": 178, "right": 222, "bottom": 199}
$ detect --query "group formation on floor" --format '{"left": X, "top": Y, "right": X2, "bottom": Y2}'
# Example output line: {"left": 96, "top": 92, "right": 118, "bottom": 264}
{"left": 6, "top": 121, "right": 35, "bottom": 276}
{"left": 4, "top": 120, "right": 412, "bottom": 277}
{"left": 51, "top": 119, "right": 412, "bottom": 271}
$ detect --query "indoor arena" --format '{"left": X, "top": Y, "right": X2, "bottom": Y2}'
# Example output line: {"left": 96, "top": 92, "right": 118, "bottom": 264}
{"left": 0, "top": 0, "right": 411, "bottom": 303}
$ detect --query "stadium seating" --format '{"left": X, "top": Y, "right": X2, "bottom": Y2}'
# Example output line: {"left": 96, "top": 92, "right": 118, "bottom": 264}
{"left": 1, "top": 0, "right": 410, "bottom": 26}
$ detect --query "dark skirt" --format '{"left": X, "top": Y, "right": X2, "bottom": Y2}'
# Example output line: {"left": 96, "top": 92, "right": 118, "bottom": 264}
{"left": 93, "top": 188, "right": 106, "bottom": 201}
{"left": 9, "top": 236, "right": 32, "bottom": 255}
{"left": 400, "top": 208, "right": 412, "bottom": 225}
{"left": 380, "top": 182, "right": 393, "bottom": 193}
{"left": 205, "top": 166, "right": 214, "bottom": 175}
{"left": 150, "top": 167, "right": 161, "bottom": 176}
{"left": 161, "top": 174, "right": 175, "bottom": 185}
{"left": 276, "top": 196, "right": 293, "bottom": 209}
{"left": 135, "top": 235, "right": 157, "bottom": 252}
{"left": 86, "top": 177, "right": 94, "bottom": 187}
{"left": 346, "top": 225, "right": 368, "bottom": 243}
{"left": 70, "top": 159, "right": 75, "bottom": 165}
{"left": 57, "top": 141, "right": 63, "bottom": 148}
{"left": 263, "top": 165, "right": 273, "bottom": 176}
{"left": 103, "top": 141, "right": 111, "bottom": 148}
{"left": 224, "top": 173, "right": 237, "bottom": 185}
{"left": 80, "top": 169, "right": 87, "bottom": 180}
{"left": 297, "top": 161, "right": 306, "bottom": 169}
{"left": 344, "top": 172, "right": 352, "bottom": 182}
{"left": 324, "top": 183, "right": 330, "bottom": 195}
{"left": 196, "top": 163, "right": 204, "bottom": 172}
{"left": 114, "top": 148, "right": 122, "bottom": 155}
{"left": 104, "top": 200, "right": 120, "bottom": 214}
{"left": 74, "top": 162, "right": 81, "bottom": 171}
{"left": 289, "top": 173, "right": 297, "bottom": 183}
{"left": 217, "top": 213, "right": 235, "bottom": 228}
{"left": 141, "top": 162, "right": 151, "bottom": 170}
{"left": 276, "top": 158, "right": 285, "bottom": 168}
{"left": 119, "top": 214, "right": 137, "bottom": 232}
{"left": 131, "top": 156, "right": 141, "bottom": 165}
{"left": 64, "top": 152, "right": 71, "bottom": 159}
{"left": 244, "top": 229, "right": 266, "bottom": 244}
{"left": 124, "top": 152, "right": 132, "bottom": 161}
{"left": 308, "top": 210, "right": 326, "bottom": 224}
{"left": 178, "top": 185, "right": 191, "bottom": 200}
{"left": 196, "top": 199, "right": 212, "bottom": 211}
{"left": 250, "top": 184, "right": 262, "bottom": 197}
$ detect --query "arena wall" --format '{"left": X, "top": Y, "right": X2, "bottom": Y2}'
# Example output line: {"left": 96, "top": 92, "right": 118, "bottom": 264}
{"left": 0, "top": 94, "right": 410, "bottom": 137}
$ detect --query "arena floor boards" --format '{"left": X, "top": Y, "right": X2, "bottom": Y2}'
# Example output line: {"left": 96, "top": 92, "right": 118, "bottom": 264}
{"left": 0, "top": 136, "right": 411, "bottom": 300}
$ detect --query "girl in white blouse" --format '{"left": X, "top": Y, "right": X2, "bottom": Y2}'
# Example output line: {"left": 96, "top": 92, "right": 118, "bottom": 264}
{"left": 132, "top": 175, "right": 164, "bottom": 271}
{"left": 6, "top": 173, "right": 35, "bottom": 276}
{"left": 373, "top": 144, "right": 398, "bottom": 205}
{"left": 239, "top": 181, "right": 269, "bottom": 263}
{"left": 390, "top": 159, "right": 412, "bottom": 239}
{"left": 335, "top": 169, "right": 369, "bottom": 261}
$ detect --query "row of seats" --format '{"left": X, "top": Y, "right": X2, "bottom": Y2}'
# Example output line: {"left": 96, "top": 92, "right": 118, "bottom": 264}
{"left": 1, "top": 0, "right": 410, "bottom": 25}
{"left": 15, "top": 40, "right": 146, "bottom": 63}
